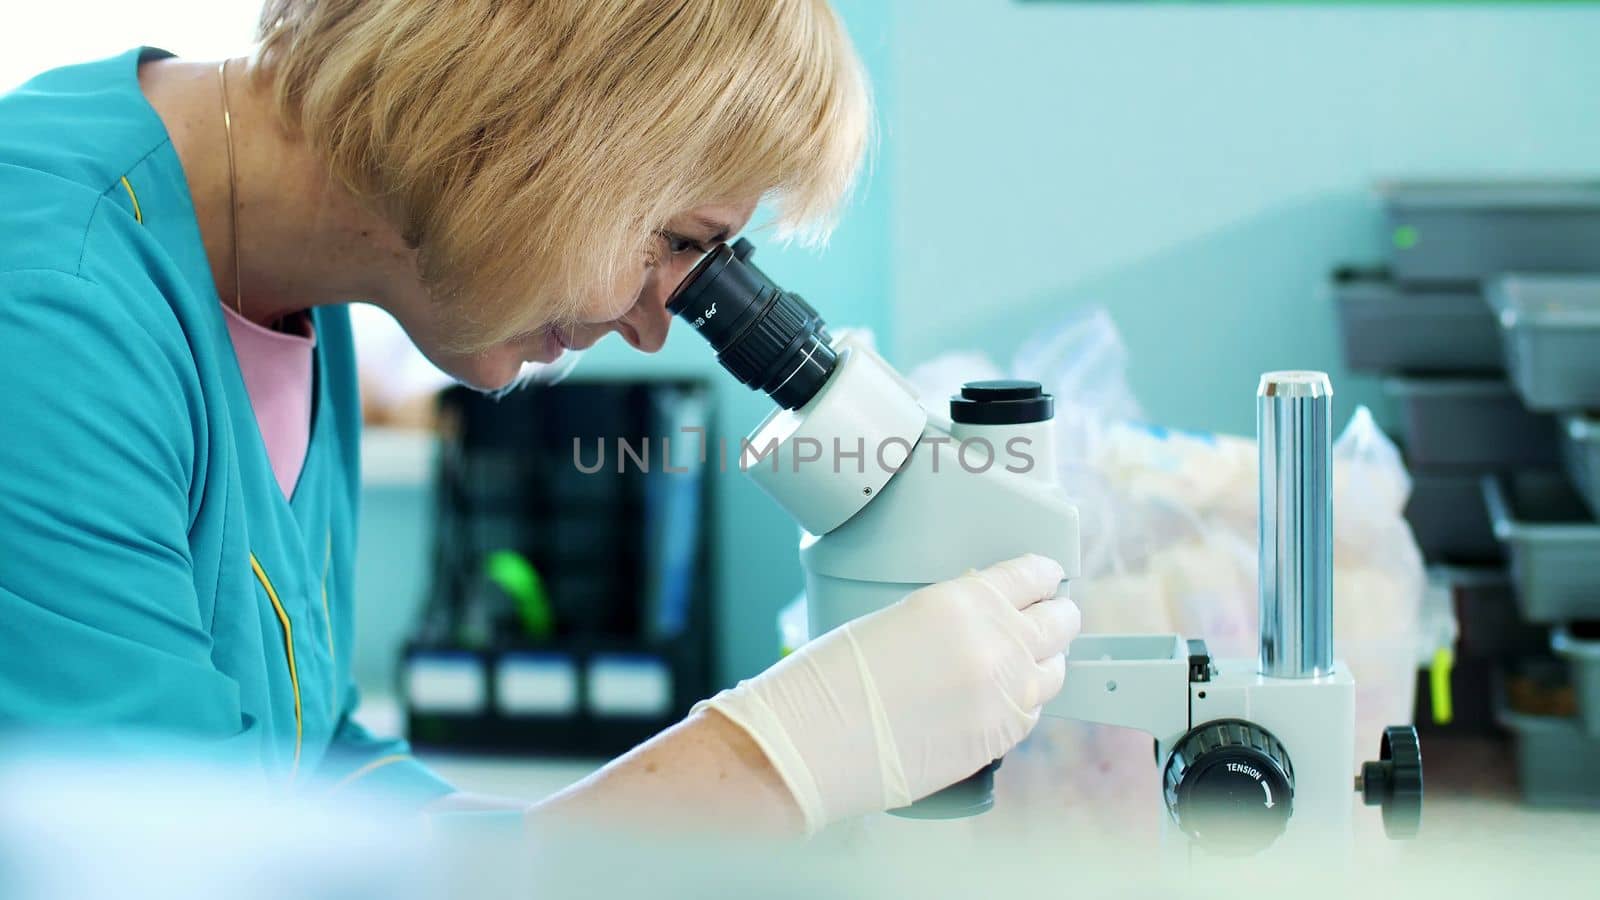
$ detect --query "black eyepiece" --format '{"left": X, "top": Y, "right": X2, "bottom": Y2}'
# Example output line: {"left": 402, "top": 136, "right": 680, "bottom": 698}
{"left": 667, "top": 238, "right": 837, "bottom": 410}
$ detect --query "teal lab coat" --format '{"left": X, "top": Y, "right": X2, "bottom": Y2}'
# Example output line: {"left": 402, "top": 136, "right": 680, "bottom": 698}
{"left": 0, "top": 48, "right": 452, "bottom": 803}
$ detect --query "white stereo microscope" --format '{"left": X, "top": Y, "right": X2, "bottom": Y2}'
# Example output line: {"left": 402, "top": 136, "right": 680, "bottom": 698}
{"left": 668, "top": 240, "right": 1422, "bottom": 854}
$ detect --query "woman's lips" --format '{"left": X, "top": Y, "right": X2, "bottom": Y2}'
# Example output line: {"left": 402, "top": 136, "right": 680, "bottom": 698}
{"left": 517, "top": 326, "right": 585, "bottom": 364}
{"left": 517, "top": 328, "right": 565, "bottom": 364}
{"left": 540, "top": 328, "right": 565, "bottom": 362}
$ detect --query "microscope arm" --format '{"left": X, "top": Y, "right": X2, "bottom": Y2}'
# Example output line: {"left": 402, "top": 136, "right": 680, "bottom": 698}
{"left": 1047, "top": 634, "right": 1192, "bottom": 744}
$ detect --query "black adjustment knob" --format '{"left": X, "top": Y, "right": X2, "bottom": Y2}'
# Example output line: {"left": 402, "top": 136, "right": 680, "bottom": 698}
{"left": 1164, "top": 719, "right": 1295, "bottom": 855}
{"left": 1359, "top": 725, "right": 1423, "bottom": 840}
{"left": 949, "top": 380, "right": 1054, "bottom": 425}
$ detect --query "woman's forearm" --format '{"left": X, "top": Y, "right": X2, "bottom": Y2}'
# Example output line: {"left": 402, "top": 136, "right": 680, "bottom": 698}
{"left": 525, "top": 708, "right": 802, "bottom": 835}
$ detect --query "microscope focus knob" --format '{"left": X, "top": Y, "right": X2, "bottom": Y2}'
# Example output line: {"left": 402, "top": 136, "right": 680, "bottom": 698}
{"left": 1359, "top": 725, "right": 1423, "bottom": 840}
{"left": 1163, "top": 719, "right": 1295, "bottom": 855}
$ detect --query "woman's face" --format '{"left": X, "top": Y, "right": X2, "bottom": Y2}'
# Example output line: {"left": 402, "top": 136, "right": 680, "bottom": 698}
{"left": 415, "top": 199, "right": 757, "bottom": 391}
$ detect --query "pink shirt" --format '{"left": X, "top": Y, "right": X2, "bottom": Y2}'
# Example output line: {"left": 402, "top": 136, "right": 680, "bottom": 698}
{"left": 222, "top": 305, "right": 316, "bottom": 500}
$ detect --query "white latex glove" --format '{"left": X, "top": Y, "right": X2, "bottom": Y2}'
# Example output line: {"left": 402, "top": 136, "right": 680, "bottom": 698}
{"left": 697, "top": 554, "right": 1079, "bottom": 833}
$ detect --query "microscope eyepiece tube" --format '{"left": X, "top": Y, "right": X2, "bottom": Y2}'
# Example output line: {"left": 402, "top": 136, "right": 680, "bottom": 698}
{"left": 1257, "top": 371, "right": 1334, "bottom": 679}
{"left": 667, "top": 238, "right": 837, "bottom": 410}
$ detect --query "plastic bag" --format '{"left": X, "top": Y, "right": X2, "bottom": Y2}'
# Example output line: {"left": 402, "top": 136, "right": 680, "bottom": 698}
{"left": 904, "top": 307, "right": 1426, "bottom": 834}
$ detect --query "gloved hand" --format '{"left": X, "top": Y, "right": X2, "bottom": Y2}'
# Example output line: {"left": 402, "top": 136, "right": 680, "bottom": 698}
{"left": 696, "top": 554, "right": 1079, "bottom": 833}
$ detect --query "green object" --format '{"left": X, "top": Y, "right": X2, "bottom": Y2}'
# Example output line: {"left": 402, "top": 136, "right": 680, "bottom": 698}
{"left": 1430, "top": 647, "right": 1455, "bottom": 725}
{"left": 485, "top": 550, "right": 555, "bottom": 640}
{"left": 1393, "top": 224, "right": 1420, "bottom": 251}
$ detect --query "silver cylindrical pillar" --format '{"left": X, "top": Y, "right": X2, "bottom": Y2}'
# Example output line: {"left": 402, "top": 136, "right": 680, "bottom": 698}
{"left": 1257, "top": 371, "right": 1334, "bottom": 678}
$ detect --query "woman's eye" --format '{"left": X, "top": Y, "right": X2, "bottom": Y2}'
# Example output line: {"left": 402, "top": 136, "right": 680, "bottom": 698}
{"left": 656, "top": 231, "right": 701, "bottom": 256}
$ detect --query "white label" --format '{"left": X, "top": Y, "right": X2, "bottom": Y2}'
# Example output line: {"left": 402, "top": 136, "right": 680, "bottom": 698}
{"left": 496, "top": 654, "right": 579, "bottom": 716}
{"left": 587, "top": 655, "right": 672, "bottom": 717}
{"left": 406, "top": 655, "right": 486, "bottom": 714}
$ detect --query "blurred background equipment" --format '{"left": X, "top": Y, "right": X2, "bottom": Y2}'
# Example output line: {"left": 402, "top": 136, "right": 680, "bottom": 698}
{"left": 1331, "top": 179, "right": 1600, "bottom": 809}
{"left": 399, "top": 380, "right": 716, "bottom": 757}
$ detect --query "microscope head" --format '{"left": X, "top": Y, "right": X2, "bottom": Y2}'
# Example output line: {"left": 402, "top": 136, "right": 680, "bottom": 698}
{"left": 667, "top": 239, "right": 933, "bottom": 537}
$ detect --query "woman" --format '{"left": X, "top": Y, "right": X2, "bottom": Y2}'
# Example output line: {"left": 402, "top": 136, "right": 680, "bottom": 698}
{"left": 0, "top": 0, "right": 1078, "bottom": 835}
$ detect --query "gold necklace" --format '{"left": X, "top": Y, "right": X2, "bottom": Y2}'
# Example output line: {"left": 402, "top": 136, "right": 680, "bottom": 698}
{"left": 217, "top": 59, "right": 244, "bottom": 318}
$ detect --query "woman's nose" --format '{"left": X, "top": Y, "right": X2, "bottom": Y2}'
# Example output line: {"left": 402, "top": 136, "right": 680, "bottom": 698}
{"left": 617, "top": 264, "right": 684, "bottom": 352}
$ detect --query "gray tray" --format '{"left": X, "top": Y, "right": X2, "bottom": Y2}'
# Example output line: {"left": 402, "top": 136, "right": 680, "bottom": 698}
{"left": 1495, "top": 706, "right": 1600, "bottom": 808}
{"left": 1552, "top": 626, "right": 1600, "bottom": 740}
{"left": 1560, "top": 414, "right": 1600, "bottom": 519}
{"left": 1385, "top": 377, "right": 1559, "bottom": 470}
{"left": 1381, "top": 180, "right": 1600, "bottom": 285}
{"left": 1484, "top": 274, "right": 1600, "bottom": 412}
{"left": 1495, "top": 670, "right": 1600, "bottom": 809}
{"left": 1408, "top": 471, "right": 1505, "bottom": 564}
{"left": 1482, "top": 473, "right": 1600, "bottom": 624}
{"left": 1331, "top": 270, "right": 1502, "bottom": 374}
{"left": 1432, "top": 566, "right": 1547, "bottom": 659}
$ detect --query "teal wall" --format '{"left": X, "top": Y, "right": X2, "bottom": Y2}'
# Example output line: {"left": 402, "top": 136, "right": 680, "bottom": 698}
{"left": 883, "top": 3, "right": 1600, "bottom": 435}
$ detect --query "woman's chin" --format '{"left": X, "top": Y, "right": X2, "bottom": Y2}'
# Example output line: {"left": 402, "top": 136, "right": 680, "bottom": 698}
{"left": 418, "top": 333, "right": 566, "bottom": 394}
{"left": 439, "top": 351, "right": 528, "bottom": 393}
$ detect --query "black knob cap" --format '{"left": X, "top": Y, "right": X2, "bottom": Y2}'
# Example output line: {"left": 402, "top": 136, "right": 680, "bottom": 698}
{"left": 949, "top": 379, "right": 1054, "bottom": 425}
{"left": 1359, "top": 725, "right": 1423, "bottom": 840}
{"left": 1164, "top": 719, "right": 1295, "bottom": 856}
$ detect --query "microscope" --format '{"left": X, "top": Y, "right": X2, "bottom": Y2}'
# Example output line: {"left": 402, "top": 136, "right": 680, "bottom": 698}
{"left": 668, "top": 240, "right": 1423, "bottom": 855}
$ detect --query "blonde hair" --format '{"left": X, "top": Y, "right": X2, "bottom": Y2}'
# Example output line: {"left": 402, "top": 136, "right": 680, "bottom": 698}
{"left": 254, "top": 0, "right": 870, "bottom": 352}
